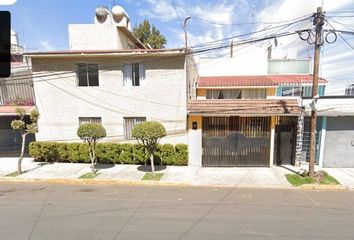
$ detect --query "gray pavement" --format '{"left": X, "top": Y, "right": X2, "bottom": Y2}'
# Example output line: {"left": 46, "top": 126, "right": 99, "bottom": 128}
{"left": 324, "top": 168, "right": 354, "bottom": 189}
{"left": 1, "top": 158, "right": 354, "bottom": 189}
{"left": 0, "top": 183, "right": 354, "bottom": 240}
{"left": 0, "top": 158, "right": 293, "bottom": 188}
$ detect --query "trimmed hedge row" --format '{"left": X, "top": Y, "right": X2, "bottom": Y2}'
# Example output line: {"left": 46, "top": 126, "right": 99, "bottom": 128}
{"left": 29, "top": 142, "right": 188, "bottom": 166}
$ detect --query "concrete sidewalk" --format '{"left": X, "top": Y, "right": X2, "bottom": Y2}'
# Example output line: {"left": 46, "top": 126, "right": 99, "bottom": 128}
{"left": 0, "top": 158, "right": 352, "bottom": 189}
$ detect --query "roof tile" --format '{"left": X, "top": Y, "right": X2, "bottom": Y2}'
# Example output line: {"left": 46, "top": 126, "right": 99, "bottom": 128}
{"left": 199, "top": 75, "right": 327, "bottom": 87}
{"left": 187, "top": 99, "right": 300, "bottom": 115}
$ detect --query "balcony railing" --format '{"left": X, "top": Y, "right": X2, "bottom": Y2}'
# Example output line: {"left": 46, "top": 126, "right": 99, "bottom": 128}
{"left": 0, "top": 80, "right": 35, "bottom": 106}
{"left": 268, "top": 59, "right": 311, "bottom": 75}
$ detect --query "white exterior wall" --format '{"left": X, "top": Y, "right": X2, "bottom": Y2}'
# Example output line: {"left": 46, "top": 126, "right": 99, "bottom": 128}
{"left": 32, "top": 56, "right": 187, "bottom": 144}
{"left": 69, "top": 24, "right": 136, "bottom": 50}
{"left": 198, "top": 45, "right": 268, "bottom": 76}
{"left": 188, "top": 129, "right": 202, "bottom": 166}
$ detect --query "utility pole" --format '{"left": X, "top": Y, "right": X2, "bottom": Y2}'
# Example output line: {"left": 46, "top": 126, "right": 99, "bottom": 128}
{"left": 184, "top": 17, "right": 191, "bottom": 100}
{"left": 309, "top": 7, "right": 324, "bottom": 177}
{"left": 184, "top": 17, "right": 191, "bottom": 52}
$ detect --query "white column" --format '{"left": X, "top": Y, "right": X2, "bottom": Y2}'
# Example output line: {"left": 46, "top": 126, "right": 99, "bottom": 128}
{"left": 269, "top": 117, "right": 275, "bottom": 166}
{"left": 318, "top": 116, "right": 327, "bottom": 168}
{"left": 188, "top": 129, "right": 202, "bottom": 167}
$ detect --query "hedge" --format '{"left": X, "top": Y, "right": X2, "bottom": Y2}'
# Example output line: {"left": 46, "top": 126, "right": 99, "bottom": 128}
{"left": 29, "top": 142, "right": 188, "bottom": 166}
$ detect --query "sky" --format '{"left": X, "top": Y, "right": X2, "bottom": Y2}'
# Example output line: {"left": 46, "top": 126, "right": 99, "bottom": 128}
{"left": 1, "top": 0, "right": 354, "bottom": 94}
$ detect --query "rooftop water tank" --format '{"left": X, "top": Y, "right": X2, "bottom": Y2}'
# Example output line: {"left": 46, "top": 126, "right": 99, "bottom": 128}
{"left": 112, "top": 5, "right": 127, "bottom": 22}
{"left": 95, "top": 7, "right": 109, "bottom": 23}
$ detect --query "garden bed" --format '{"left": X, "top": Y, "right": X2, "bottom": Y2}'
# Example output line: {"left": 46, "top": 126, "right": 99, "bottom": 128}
{"left": 286, "top": 171, "right": 340, "bottom": 187}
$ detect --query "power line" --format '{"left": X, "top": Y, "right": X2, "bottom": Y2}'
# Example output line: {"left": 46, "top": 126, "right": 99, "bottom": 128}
{"left": 4, "top": 28, "right": 310, "bottom": 84}
{"left": 195, "top": 13, "right": 313, "bottom": 27}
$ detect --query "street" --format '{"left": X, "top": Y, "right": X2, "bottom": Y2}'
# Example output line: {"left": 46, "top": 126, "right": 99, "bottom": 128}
{"left": 0, "top": 183, "right": 354, "bottom": 240}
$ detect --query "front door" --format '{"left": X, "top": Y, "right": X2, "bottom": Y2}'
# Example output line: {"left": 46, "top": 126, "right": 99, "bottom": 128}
{"left": 274, "top": 117, "right": 297, "bottom": 165}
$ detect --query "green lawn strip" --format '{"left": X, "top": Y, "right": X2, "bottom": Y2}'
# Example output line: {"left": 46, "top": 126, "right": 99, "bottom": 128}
{"left": 286, "top": 172, "right": 340, "bottom": 187}
{"left": 5, "top": 171, "right": 21, "bottom": 177}
{"left": 79, "top": 172, "right": 101, "bottom": 179}
{"left": 142, "top": 173, "right": 164, "bottom": 181}
{"left": 319, "top": 172, "right": 340, "bottom": 185}
{"left": 286, "top": 174, "right": 315, "bottom": 186}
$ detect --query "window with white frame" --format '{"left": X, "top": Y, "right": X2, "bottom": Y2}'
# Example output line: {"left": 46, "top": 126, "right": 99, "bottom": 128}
{"left": 76, "top": 63, "right": 99, "bottom": 87}
{"left": 79, "top": 117, "right": 102, "bottom": 126}
{"left": 123, "top": 63, "right": 145, "bottom": 86}
{"left": 123, "top": 117, "right": 146, "bottom": 140}
{"left": 206, "top": 89, "right": 266, "bottom": 99}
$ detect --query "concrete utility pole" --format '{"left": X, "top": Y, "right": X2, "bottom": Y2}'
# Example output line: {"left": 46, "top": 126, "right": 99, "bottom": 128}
{"left": 309, "top": 7, "right": 324, "bottom": 177}
{"left": 184, "top": 17, "right": 191, "bottom": 100}
{"left": 184, "top": 17, "right": 191, "bottom": 52}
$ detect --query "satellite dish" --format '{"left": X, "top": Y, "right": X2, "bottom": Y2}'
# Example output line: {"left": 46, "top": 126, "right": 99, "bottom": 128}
{"left": 95, "top": 7, "right": 109, "bottom": 23}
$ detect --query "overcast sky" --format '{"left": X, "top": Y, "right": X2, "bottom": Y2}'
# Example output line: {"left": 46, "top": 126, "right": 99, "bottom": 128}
{"left": 1, "top": 0, "right": 354, "bottom": 94}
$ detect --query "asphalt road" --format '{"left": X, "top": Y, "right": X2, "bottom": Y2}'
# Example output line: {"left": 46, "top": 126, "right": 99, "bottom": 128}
{"left": 0, "top": 183, "right": 354, "bottom": 240}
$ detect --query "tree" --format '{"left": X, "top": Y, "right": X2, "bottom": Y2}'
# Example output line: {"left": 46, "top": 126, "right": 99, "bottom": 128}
{"left": 11, "top": 108, "right": 39, "bottom": 174}
{"left": 77, "top": 123, "right": 106, "bottom": 174}
{"left": 132, "top": 121, "right": 166, "bottom": 176}
{"left": 133, "top": 20, "right": 167, "bottom": 49}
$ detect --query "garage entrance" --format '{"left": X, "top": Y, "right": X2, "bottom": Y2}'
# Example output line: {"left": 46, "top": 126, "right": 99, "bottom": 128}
{"left": 202, "top": 117, "right": 271, "bottom": 167}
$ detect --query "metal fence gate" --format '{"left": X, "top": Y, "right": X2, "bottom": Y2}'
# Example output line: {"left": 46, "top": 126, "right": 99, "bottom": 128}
{"left": 202, "top": 117, "right": 271, "bottom": 167}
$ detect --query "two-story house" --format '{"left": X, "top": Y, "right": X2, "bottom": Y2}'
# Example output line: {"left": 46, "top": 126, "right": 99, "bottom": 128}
{"left": 0, "top": 30, "right": 36, "bottom": 156}
{"left": 188, "top": 44, "right": 327, "bottom": 167}
{"left": 25, "top": 5, "right": 197, "bottom": 144}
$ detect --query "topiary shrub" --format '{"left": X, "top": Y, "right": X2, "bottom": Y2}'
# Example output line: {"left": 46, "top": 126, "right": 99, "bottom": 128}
{"left": 132, "top": 121, "right": 167, "bottom": 176}
{"left": 77, "top": 123, "right": 106, "bottom": 173}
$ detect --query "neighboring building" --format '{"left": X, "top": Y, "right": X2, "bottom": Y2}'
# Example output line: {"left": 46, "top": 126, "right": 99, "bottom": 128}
{"left": 25, "top": 6, "right": 197, "bottom": 144}
{"left": 187, "top": 75, "right": 309, "bottom": 167}
{"left": 302, "top": 96, "right": 354, "bottom": 168}
{"left": 0, "top": 30, "right": 36, "bottom": 156}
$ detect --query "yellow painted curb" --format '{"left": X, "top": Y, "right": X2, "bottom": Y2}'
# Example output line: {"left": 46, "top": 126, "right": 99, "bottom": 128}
{"left": 298, "top": 184, "right": 346, "bottom": 190}
{"left": 0, "top": 177, "right": 191, "bottom": 187}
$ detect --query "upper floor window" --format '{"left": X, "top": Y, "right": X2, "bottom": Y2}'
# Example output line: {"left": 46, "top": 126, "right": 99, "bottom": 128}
{"left": 76, "top": 63, "right": 99, "bottom": 87}
{"left": 206, "top": 89, "right": 266, "bottom": 99}
{"left": 123, "top": 63, "right": 145, "bottom": 86}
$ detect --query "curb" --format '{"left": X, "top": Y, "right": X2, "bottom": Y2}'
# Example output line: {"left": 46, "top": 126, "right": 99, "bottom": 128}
{"left": 0, "top": 177, "right": 348, "bottom": 191}
{"left": 297, "top": 184, "right": 346, "bottom": 190}
{"left": 0, "top": 177, "right": 192, "bottom": 187}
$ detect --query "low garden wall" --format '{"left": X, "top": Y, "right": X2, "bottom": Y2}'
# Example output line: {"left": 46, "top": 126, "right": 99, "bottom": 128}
{"left": 29, "top": 142, "right": 188, "bottom": 166}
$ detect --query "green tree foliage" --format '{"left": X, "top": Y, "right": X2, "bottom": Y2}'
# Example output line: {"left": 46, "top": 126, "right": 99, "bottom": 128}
{"left": 132, "top": 121, "right": 167, "bottom": 175}
{"left": 11, "top": 108, "right": 39, "bottom": 174}
{"left": 133, "top": 19, "right": 167, "bottom": 49}
{"left": 77, "top": 123, "right": 106, "bottom": 173}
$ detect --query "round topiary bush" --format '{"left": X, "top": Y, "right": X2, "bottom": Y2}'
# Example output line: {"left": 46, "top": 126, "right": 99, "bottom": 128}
{"left": 77, "top": 123, "right": 106, "bottom": 173}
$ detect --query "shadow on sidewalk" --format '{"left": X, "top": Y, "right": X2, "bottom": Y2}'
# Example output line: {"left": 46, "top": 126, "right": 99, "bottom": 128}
{"left": 96, "top": 164, "right": 115, "bottom": 170}
{"left": 137, "top": 165, "right": 166, "bottom": 172}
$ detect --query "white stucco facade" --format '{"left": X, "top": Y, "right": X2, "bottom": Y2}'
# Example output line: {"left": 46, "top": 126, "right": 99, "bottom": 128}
{"left": 198, "top": 45, "right": 268, "bottom": 77}
{"left": 31, "top": 54, "right": 189, "bottom": 144}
